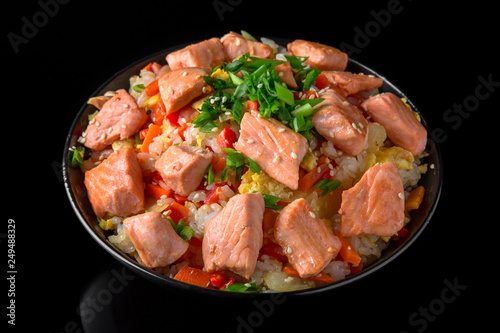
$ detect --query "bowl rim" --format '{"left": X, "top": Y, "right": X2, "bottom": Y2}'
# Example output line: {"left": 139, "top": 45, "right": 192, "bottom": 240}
{"left": 62, "top": 37, "right": 443, "bottom": 297}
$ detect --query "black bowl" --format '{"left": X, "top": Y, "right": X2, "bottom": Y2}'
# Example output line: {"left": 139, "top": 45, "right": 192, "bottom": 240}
{"left": 62, "top": 37, "right": 442, "bottom": 298}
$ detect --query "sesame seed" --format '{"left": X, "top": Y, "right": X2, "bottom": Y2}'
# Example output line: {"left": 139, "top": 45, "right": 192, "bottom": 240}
{"left": 182, "top": 71, "right": 188, "bottom": 76}
{"left": 168, "top": 89, "right": 174, "bottom": 95}
{"left": 244, "top": 283, "right": 251, "bottom": 287}
{"left": 163, "top": 210, "right": 172, "bottom": 216}
{"left": 211, "top": 127, "right": 218, "bottom": 132}
{"left": 100, "top": 133, "right": 107, "bottom": 140}
{"left": 202, "top": 86, "right": 207, "bottom": 93}
{"left": 317, "top": 167, "right": 321, "bottom": 173}
{"left": 328, "top": 163, "right": 334, "bottom": 169}
{"left": 343, "top": 101, "right": 349, "bottom": 106}
{"left": 273, "top": 154, "right": 280, "bottom": 163}
{"left": 329, "top": 170, "right": 335, "bottom": 177}
{"left": 398, "top": 192, "right": 405, "bottom": 199}
{"left": 327, "top": 247, "right": 335, "bottom": 253}
{"left": 160, "top": 195, "right": 167, "bottom": 200}
{"left": 278, "top": 72, "right": 284, "bottom": 77}
{"left": 286, "top": 246, "right": 293, "bottom": 254}
{"left": 82, "top": 131, "right": 87, "bottom": 137}
{"left": 278, "top": 128, "right": 286, "bottom": 133}
{"left": 291, "top": 152, "right": 297, "bottom": 159}
{"left": 347, "top": 246, "right": 352, "bottom": 250}
{"left": 330, "top": 131, "right": 335, "bottom": 138}
{"left": 247, "top": 140, "right": 254, "bottom": 144}
{"left": 235, "top": 39, "right": 241, "bottom": 46}
{"left": 108, "top": 127, "right": 113, "bottom": 134}
{"left": 95, "top": 121, "right": 100, "bottom": 127}
{"left": 121, "top": 124, "right": 127, "bottom": 129}
{"left": 257, "top": 83, "right": 263, "bottom": 89}
{"left": 309, "top": 211, "right": 316, "bottom": 218}
{"left": 123, "top": 103, "right": 128, "bottom": 108}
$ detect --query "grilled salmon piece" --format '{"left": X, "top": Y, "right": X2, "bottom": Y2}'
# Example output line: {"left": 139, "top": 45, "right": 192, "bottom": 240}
{"left": 221, "top": 31, "right": 273, "bottom": 61}
{"left": 154, "top": 145, "right": 213, "bottom": 197}
{"left": 158, "top": 67, "right": 209, "bottom": 115}
{"left": 339, "top": 161, "right": 405, "bottom": 237}
{"left": 312, "top": 89, "right": 369, "bottom": 156}
{"left": 287, "top": 39, "right": 348, "bottom": 71}
{"left": 361, "top": 93, "right": 427, "bottom": 156}
{"left": 123, "top": 212, "right": 189, "bottom": 268}
{"left": 166, "top": 37, "right": 225, "bottom": 71}
{"left": 274, "top": 198, "right": 341, "bottom": 278}
{"left": 84, "top": 89, "right": 147, "bottom": 151}
{"left": 202, "top": 193, "right": 265, "bottom": 279}
{"left": 235, "top": 111, "right": 308, "bottom": 190}
{"left": 321, "top": 71, "right": 383, "bottom": 97}
{"left": 275, "top": 62, "right": 298, "bottom": 88}
{"left": 84, "top": 147, "right": 145, "bottom": 218}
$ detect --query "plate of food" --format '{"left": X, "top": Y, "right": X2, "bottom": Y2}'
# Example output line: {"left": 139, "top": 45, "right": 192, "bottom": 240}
{"left": 63, "top": 30, "right": 442, "bottom": 295}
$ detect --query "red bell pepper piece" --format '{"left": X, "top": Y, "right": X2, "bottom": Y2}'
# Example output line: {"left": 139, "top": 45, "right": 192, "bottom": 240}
{"left": 216, "top": 127, "right": 237, "bottom": 149}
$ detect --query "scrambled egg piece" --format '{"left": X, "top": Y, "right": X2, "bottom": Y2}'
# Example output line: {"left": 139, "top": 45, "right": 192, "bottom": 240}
{"left": 365, "top": 146, "right": 414, "bottom": 171}
{"left": 238, "top": 170, "right": 294, "bottom": 200}
{"left": 300, "top": 151, "right": 317, "bottom": 172}
{"left": 211, "top": 68, "right": 230, "bottom": 82}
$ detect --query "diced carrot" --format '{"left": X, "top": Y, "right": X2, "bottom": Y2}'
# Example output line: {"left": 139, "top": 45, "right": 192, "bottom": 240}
{"left": 153, "top": 97, "right": 166, "bottom": 125}
{"left": 146, "top": 183, "right": 172, "bottom": 200}
{"left": 173, "top": 194, "right": 188, "bottom": 205}
{"left": 211, "top": 156, "right": 227, "bottom": 173}
{"left": 405, "top": 186, "right": 425, "bottom": 211}
{"left": 334, "top": 230, "right": 362, "bottom": 266}
{"left": 140, "top": 124, "right": 161, "bottom": 153}
{"left": 247, "top": 100, "right": 259, "bottom": 111}
{"left": 283, "top": 265, "right": 334, "bottom": 283}
{"left": 142, "top": 62, "right": 153, "bottom": 72}
{"left": 144, "top": 78, "right": 160, "bottom": 96}
{"left": 167, "top": 201, "right": 190, "bottom": 223}
{"left": 298, "top": 163, "right": 329, "bottom": 192}
{"left": 173, "top": 266, "right": 212, "bottom": 288}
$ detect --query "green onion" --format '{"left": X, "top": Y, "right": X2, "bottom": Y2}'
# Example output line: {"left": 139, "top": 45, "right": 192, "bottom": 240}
{"left": 179, "top": 226, "right": 194, "bottom": 241}
{"left": 314, "top": 179, "right": 342, "bottom": 197}
{"left": 275, "top": 81, "right": 294, "bottom": 106}
{"left": 132, "top": 83, "right": 145, "bottom": 93}
{"left": 224, "top": 282, "right": 262, "bottom": 293}
{"left": 262, "top": 194, "right": 282, "bottom": 210}
{"left": 71, "top": 146, "right": 85, "bottom": 167}
{"left": 246, "top": 157, "right": 261, "bottom": 174}
{"left": 206, "top": 162, "right": 214, "bottom": 185}
{"left": 291, "top": 103, "right": 313, "bottom": 117}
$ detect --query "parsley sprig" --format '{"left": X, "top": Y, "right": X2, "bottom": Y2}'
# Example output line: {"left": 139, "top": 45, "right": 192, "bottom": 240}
{"left": 192, "top": 53, "right": 324, "bottom": 140}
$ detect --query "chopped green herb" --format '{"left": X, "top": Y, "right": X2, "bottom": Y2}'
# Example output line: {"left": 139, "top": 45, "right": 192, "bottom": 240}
{"left": 224, "top": 281, "right": 262, "bottom": 293}
{"left": 179, "top": 226, "right": 194, "bottom": 241}
{"left": 206, "top": 162, "right": 214, "bottom": 185}
{"left": 262, "top": 194, "right": 283, "bottom": 210}
{"left": 71, "top": 146, "right": 85, "bottom": 167}
{"left": 314, "top": 179, "right": 342, "bottom": 197}
{"left": 246, "top": 157, "right": 261, "bottom": 174}
{"left": 132, "top": 83, "right": 145, "bottom": 93}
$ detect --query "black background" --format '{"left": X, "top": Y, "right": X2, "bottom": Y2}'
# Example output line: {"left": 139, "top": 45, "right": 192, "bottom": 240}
{"left": 3, "top": 0, "right": 497, "bottom": 332}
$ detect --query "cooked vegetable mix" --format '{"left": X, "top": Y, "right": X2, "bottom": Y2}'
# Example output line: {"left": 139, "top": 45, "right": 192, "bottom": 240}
{"left": 72, "top": 31, "right": 429, "bottom": 293}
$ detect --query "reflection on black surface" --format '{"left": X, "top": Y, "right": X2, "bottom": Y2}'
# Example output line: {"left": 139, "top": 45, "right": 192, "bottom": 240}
{"left": 78, "top": 260, "right": 284, "bottom": 333}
